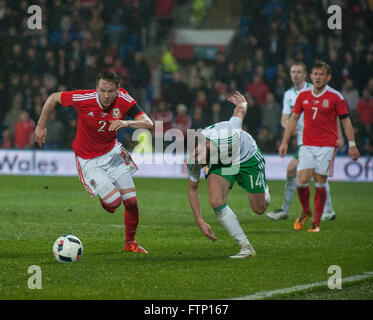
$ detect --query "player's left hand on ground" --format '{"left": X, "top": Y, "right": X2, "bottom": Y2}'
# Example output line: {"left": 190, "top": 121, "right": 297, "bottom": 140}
{"left": 198, "top": 221, "right": 217, "bottom": 242}
{"left": 108, "top": 120, "right": 130, "bottom": 131}
{"left": 227, "top": 91, "right": 246, "bottom": 106}
{"left": 348, "top": 146, "right": 360, "bottom": 161}
{"left": 34, "top": 125, "right": 47, "bottom": 148}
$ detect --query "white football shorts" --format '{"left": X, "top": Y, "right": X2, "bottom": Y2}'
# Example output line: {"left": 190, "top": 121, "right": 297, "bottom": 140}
{"left": 297, "top": 145, "right": 336, "bottom": 176}
{"left": 75, "top": 142, "right": 138, "bottom": 198}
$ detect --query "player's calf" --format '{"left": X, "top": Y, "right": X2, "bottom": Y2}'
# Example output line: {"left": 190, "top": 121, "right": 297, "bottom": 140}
{"left": 248, "top": 192, "right": 267, "bottom": 215}
{"left": 123, "top": 193, "right": 139, "bottom": 243}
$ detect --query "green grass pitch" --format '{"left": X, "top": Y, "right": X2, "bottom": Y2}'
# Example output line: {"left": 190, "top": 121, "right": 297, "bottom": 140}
{"left": 0, "top": 176, "right": 372, "bottom": 300}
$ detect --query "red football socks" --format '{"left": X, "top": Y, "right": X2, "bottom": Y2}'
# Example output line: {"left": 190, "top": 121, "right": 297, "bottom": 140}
{"left": 297, "top": 185, "right": 311, "bottom": 215}
{"left": 123, "top": 197, "right": 139, "bottom": 243}
{"left": 313, "top": 186, "right": 327, "bottom": 226}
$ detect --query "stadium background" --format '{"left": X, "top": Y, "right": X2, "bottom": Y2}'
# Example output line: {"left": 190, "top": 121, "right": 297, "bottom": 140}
{"left": 0, "top": 0, "right": 372, "bottom": 156}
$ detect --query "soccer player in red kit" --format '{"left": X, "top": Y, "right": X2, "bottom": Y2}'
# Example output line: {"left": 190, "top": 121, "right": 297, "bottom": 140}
{"left": 279, "top": 61, "right": 360, "bottom": 232}
{"left": 34, "top": 71, "right": 153, "bottom": 253}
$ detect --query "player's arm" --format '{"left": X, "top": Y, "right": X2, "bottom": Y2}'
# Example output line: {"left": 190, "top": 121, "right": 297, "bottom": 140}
{"left": 339, "top": 115, "right": 360, "bottom": 161}
{"left": 281, "top": 92, "right": 291, "bottom": 129}
{"left": 108, "top": 106, "right": 153, "bottom": 131}
{"left": 227, "top": 91, "right": 247, "bottom": 121}
{"left": 337, "top": 118, "right": 344, "bottom": 150}
{"left": 279, "top": 112, "right": 300, "bottom": 157}
{"left": 280, "top": 113, "right": 290, "bottom": 129}
{"left": 34, "top": 92, "right": 63, "bottom": 148}
{"left": 188, "top": 177, "right": 217, "bottom": 242}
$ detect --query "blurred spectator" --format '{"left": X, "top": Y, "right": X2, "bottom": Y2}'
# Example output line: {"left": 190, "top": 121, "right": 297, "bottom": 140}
{"left": 257, "top": 127, "right": 277, "bottom": 153}
{"left": 14, "top": 111, "right": 35, "bottom": 149}
{"left": 104, "top": 43, "right": 120, "bottom": 67}
{"left": 172, "top": 103, "right": 192, "bottom": 138}
{"left": 45, "top": 111, "right": 65, "bottom": 149}
{"left": 193, "top": 90, "right": 209, "bottom": 111}
{"left": 342, "top": 79, "right": 360, "bottom": 114}
{"left": 65, "top": 118, "right": 77, "bottom": 149}
{"left": 83, "top": 55, "right": 100, "bottom": 88}
{"left": 1, "top": 129, "right": 13, "bottom": 149}
{"left": 239, "top": 58, "right": 254, "bottom": 92}
{"left": 243, "top": 93, "right": 261, "bottom": 137}
{"left": 211, "top": 102, "right": 223, "bottom": 124}
{"left": 151, "top": 100, "right": 174, "bottom": 133}
{"left": 161, "top": 44, "right": 179, "bottom": 82}
{"left": 213, "top": 52, "right": 228, "bottom": 84}
{"left": 261, "top": 92, "right": 281, "bottom": 135}
{"left": 189, "top": 59, "right": 213, "bottom": 89}
{"left": 327, "top": 49, "right": 343, "bottom": 90}
{"left": 108, "top": 58, "right": 130, "bottom": 87}
{"left": 247, "top": 73, "right": 270, "bottom": 107}
{"left": 87, "top": 10, "right": 105, "bottom": 42}
{"left": 129, "top": 51, "right": 151, "bottom": 108}
{"left": 190, "top": 0, "right": 206, "bottom": 28}
{"left": 3, "top": 94, "right": 23, "bottom": 137}
{"left": 164, "top": 71, "right": 192, "bottom": 113}
{"left": 356, "top": 88, "right": 373, "bottom": 130}
{"left": 191, "top": 106, "right": 206, "bottom": 130}
{"left": 367, "top": 78, "right": 373, "bottom": 97}
{"left": 341, "top": 51, "right": 357, "bottom": 84}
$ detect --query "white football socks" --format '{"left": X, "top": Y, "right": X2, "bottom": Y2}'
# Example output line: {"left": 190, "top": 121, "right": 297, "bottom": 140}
{"left": 323, "top": 182, "right": 334, "bottom": 213}
{"left": 214, "top": 204, "right": 249, "bottom": 246}
{"left": 282, "top": 176, "right": 297, "bottom": 213}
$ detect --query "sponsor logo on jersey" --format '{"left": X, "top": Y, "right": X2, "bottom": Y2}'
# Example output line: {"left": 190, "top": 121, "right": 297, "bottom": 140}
{"left": 304, "top": 99, "right": 309, "bottom": 104}
{"left": 87, "top": 112, "right": 94, "bottom": 117}
{"left": 113, "top": 108, "right": 120, "bottom": 118}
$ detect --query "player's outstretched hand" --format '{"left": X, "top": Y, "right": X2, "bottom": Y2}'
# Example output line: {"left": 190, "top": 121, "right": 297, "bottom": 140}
{"left": 34, "top": 125, "right": 47, "bottom": 148}
{"left": 198, "top": 221, "right": 217, "bottom": 242}
{"left": 108, "top": 120, "right": 130, "bottom": 131}
{"left": 278, "top": 142, "right": 288, "bottom": 158}
{"left": 349, "top": 146, "right": 360, "bottom": 161}
{"left": 227, "top": 91, "right": 246, "bottom": 106}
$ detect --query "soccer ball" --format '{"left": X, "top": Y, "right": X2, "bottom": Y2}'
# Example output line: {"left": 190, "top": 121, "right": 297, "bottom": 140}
{"left": 53, "top": 235, "right": 83, "bottom": 263}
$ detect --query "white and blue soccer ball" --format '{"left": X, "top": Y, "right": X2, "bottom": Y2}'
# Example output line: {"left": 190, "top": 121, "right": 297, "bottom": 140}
{"left": 53, "top": 235, "right": 83, "bottom": 263}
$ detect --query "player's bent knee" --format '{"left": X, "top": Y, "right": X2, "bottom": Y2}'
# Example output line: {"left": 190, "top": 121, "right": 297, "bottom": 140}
{"left": 253, "top": 204, "right": 266, "bottom": 215}
{"left": 209, "top": 198, "right": 225, "bottom": 210}
{"left": 103, "top": 191, "right": 122, "bottom": 208}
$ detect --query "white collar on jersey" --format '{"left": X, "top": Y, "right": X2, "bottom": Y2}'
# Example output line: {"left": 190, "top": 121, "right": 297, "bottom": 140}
{"left": 311, "top": 85, "right": 328, "bottom": 98}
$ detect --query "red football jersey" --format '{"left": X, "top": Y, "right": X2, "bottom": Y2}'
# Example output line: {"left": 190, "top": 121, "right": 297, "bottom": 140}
{"left": 61, "top": 88, "right": 144, "bottom": 158}
{"left": 292, "top": 85, "right": 348, "bottom": 147}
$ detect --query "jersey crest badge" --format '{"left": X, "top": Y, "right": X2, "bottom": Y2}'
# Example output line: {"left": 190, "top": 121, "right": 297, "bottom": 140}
{"left": 322, "top": 99, "right": 329, "bottom": 108}
{"left": 112, "top": 108, "right": 120, "bottom": 118}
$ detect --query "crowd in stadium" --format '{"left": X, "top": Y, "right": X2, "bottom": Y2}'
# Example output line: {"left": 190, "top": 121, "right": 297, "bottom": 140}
{"left": 0, "top": 0, "right": 372, "bottom": 155}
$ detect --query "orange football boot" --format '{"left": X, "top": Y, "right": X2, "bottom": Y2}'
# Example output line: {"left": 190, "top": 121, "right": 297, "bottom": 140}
{"left": 307, "top": 224, "right": 320, "bottom": 232}
{"left": 294, "top": 212, "right": 311, "bottom": 231}
{"left": 125, "top": 241, "right": 148, "bottom": 254}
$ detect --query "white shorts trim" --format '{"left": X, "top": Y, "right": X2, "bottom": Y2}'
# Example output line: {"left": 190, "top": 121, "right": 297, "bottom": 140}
{"left": 297, "top": 146, "right": 336, "bottom": 176}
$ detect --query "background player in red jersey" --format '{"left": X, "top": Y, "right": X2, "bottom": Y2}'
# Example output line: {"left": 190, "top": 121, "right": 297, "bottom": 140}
{"left": 34, "top": 71, "right": 153, "bottom": 253}
{"left": 279, "top": 61, "right": 360, "bottom": 232}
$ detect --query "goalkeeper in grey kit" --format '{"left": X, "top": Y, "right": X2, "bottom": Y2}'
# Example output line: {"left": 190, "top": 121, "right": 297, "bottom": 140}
{"left": 187, "top": 91, "right": 270, "bottom": 258}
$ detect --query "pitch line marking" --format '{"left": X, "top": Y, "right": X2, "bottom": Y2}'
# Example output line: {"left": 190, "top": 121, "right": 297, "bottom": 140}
{"left": 230, "top": 271, "right": 373, "bottom": 300}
